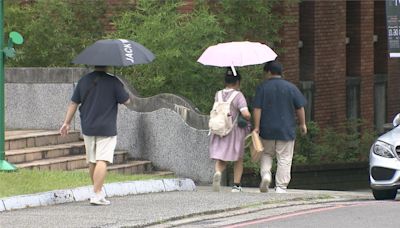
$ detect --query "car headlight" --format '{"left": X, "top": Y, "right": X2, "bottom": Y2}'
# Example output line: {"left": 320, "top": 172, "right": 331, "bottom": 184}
{"left": 373, "top": 141, "right": 395, "bottom": 158}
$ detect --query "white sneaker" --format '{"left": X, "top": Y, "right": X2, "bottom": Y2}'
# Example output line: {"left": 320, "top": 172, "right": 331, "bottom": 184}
{"left": 90, "top": 194, "right": 110, "bottom": 206}
{"left": 275, "top": 187, "right": 287, "bottom": 194}
{"left": 259, "top": 175, "right": 271, "bottom": 193}
{"left": 212, "top": 172, "right": 221, "bottom": 192}
{"left": 231, "top": 185, "right": 242, "bottom": 193}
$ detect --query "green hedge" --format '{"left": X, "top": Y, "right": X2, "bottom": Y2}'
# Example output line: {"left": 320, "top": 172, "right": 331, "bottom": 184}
{"left": 243, "top": 120, "right": 376, "bottom": 173}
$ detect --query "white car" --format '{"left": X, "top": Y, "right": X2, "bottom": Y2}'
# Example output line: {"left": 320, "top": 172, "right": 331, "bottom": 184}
{"left": 369, "top": 113, "right": 400, "bottom": 200}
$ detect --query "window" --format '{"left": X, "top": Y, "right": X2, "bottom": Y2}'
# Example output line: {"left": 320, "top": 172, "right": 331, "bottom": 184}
{"left": 300, "top": 81, "right": 314, "bottom": 122}
{"left": 374, "top": 74, "right": 387, "bottom": 133}
{"left": 346, "top": 77, "right": 361, "bottom": 120}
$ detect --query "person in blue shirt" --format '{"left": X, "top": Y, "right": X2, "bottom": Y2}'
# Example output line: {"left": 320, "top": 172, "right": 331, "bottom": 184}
{"left": 253, "top": 60, "right": 307, "bottom": 193}
{"left": 60, "top": 66, "right": 130, "bottom": 205}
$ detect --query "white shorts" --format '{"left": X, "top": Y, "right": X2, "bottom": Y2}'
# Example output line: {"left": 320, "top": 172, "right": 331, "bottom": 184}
{"left": 83, "top": 135, "right": 117, "bottom": 164}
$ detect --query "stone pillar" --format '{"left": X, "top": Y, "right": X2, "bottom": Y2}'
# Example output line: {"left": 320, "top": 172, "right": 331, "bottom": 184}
{"left": 359, "top": 0, "right": 375, "bottom": 127}
{"left": 278, "top": 1, "right": 300, "bottom": 85}
{"left": 313, "top": 0, "right": 347, "bottom": 128}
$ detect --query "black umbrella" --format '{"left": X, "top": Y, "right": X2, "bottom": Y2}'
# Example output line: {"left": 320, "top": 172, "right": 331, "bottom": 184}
{"left": 72, "top": 39, "right": 155, "bottom": 66}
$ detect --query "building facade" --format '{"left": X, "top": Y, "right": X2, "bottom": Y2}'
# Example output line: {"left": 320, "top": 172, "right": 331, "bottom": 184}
{"left": 279, "top": 0, "right": 397, "bottom": 133}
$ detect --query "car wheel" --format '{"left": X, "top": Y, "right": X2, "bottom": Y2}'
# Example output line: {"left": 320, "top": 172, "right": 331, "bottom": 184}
{"left": 372, "top": 189, "right": 398, "bottom": 200}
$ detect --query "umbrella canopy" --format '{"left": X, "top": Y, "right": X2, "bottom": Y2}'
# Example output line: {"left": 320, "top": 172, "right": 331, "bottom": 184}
{"left": 197, "top": 41, "right": 277, "bottom": 67}
{"left": 72, "top": 39, "right": 155, "bottom": 67}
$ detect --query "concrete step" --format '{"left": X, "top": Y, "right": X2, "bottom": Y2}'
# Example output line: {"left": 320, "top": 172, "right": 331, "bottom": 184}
{"left": 5, "top": 130, "right": 81, "bottom": 150}
{"left": 16, "top": 151, "right": 128, "bottom": 171}
{"left": 149, "top": 171, "right": 175, "bottom": 177}
{"left": 5, "top": 142, "right": 85, "bottom": 164}
{"left": 107, "top": 161, "right": 153, "bottom": 174}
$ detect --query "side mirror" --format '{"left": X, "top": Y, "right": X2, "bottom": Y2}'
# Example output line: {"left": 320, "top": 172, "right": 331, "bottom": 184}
{"left": 393, "top": 113, "right": 400, "bottom": 127}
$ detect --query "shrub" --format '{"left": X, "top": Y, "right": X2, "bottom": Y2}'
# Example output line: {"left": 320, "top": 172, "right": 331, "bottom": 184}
{"left": 293, "top": 120, "right": 376, "bottom": 165}
{"left": 111, "top": 0, "right": 225, "bottom": 112}
{"left": 243, "top": 120, "right": 377, "bottom": 173}
{"left": 4, "top": 0, "right": 107, "bottom": 66}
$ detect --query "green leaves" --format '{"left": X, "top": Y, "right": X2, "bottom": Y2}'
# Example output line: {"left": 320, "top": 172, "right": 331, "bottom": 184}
{"left": 4, "top": 0, "right": 107, "bottom": 66}
{"left": 112, "top": 0, "right": 224, "bottom": 112}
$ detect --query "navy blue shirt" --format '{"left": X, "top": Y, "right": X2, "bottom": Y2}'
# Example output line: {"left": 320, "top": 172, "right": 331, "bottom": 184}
{"left": 253, "top": 77, "right": 306, "bottom": 140}
{"left": 71, "top": 71, "right": 129, "bottom": 136}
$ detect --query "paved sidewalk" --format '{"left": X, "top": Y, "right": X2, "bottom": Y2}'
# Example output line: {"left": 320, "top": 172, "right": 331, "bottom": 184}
{"left": 0, "top": 186, "right": 373, "bottom": 228}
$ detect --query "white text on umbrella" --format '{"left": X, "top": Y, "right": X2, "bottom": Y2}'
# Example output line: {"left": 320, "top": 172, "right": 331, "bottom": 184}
{"left": 119, "top": 39, "right": 135, "bottom": 63}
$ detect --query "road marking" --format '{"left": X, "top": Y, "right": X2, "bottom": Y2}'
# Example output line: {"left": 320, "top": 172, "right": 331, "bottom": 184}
{"left": 223, "top": 201, "right": 385, "bottom": 228}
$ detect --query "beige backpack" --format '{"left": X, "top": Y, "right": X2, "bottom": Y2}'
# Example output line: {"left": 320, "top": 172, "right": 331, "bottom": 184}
{"left": 209, "top": 90, "right": 239, "bottom": 137}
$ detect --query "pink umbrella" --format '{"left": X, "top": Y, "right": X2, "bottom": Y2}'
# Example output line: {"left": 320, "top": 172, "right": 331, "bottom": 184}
{"left": 197, "top": 41, "right": 277, "bottom": 69}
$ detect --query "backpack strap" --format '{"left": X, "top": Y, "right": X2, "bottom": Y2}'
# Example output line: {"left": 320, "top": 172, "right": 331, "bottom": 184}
{"left": 227, "top": 91, "right": 239, "bottom": 104}
{"left": 217, "top": 90, "right": 223, "bottom": 102}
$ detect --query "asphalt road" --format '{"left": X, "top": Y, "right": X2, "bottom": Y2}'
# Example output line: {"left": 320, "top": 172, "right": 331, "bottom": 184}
{"left": 177, "top": 200, "right": 399, "bottom": 228}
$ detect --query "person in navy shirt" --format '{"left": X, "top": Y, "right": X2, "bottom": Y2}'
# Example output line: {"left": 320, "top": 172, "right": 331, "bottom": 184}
{"left": 253, "top": 60, "right": 307, "bottom": 193}
{"left": 60, "top": 66, "right": 130, "bottom": 205}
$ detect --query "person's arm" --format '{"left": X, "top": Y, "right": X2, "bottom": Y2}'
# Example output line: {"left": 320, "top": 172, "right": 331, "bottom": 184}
{"left": 123, "top": 98, "right": 131, "bottom": 105}
{"left": 240, "top": 109, "right": 251, "bottom": 121}
{"left": 60, "top": 102, "right": 78, "bottom": 136}
{"left": 253, "top": 108, "right": 262, "bottom": 133}
{"left": 296, "top": 107, "right": 307, "bottom": 136}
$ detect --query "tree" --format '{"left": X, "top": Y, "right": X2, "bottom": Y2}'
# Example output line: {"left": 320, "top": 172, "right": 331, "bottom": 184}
{"left": 112, "top": 0, "right": 225, "bottom": 112}
{"left": 4, "top": 0, "right": 107, "bottom": 66}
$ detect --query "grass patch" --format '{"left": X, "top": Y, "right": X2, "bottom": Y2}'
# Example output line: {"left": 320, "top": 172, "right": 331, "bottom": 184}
{"left": 0, "top": 169, "right": 173, "bottom": 198}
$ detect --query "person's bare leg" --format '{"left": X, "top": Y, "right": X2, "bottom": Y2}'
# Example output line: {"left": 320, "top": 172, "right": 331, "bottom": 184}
{"left": 213, "top": 160, "right": 227, "bottom": 192}
{"left": 93, "top": 160, "right": 108, "bottom": 194}
{"left": 233, "top": 157, "right": 243, "bottom": 184}
{"left": 215, "top": 160, "right": 227, "bottom": 173}
{"left": 89, "top": 163, "right": 96, "bottom": 185}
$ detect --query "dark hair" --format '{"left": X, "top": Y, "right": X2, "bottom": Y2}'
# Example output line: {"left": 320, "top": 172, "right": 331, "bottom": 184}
{"left": 263, "top": 60, "right": 282, "bottom": 75}
{"left": 225, "top": 68, "right": 241, "bottom": 84}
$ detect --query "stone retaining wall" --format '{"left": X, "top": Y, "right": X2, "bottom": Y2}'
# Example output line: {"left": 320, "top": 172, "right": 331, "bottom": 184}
{"left": 5, "top": 68, "right": 214, "bottom": 184}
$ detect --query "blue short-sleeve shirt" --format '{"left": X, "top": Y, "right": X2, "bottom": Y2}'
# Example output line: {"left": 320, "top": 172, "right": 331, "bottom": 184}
{"left": 71, "top": 71, "right": 129, "bottom": 136}
{"left": 253, "top": 77, "right": 306, "bottom": 140}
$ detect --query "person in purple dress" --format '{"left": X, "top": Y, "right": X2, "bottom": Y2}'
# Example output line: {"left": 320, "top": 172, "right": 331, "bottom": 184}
{"left": 209, "top": 68, "right": 251, "bottom": 192}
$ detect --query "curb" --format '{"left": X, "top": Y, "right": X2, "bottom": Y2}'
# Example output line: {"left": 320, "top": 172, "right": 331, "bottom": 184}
{"left": 0, "top": 178, "right": 196, "bottom": 212}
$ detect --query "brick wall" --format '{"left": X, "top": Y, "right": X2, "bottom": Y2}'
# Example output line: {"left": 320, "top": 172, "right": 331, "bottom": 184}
{"left": 358, "top": 0, "right": 375, "bottom": 128}
{"left": 278, "top": 1, "right": 300, "bottom": 85}
{"left": 313, "top": 1, "right": 347, "bottom": 128}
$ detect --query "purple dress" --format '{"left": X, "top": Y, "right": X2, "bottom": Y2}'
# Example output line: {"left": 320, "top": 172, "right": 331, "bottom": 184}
{"left": 209, "top": 89, "right": 250, "bottom": 161}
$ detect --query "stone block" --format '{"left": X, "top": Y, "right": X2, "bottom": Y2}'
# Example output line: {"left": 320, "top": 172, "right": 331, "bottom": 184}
{"left": 38, "top": 190, "right": 74, "bottom": 206}
{"left": 134, "top": 180, "right": 165, "bottom": 194}
{"left": 104, "top": 182, "right": 137, "bottom": 197}
{"left": 0, "top": 200, "right": 5, "bottom": 212}
{"left": 3, "top": 195, "right": 41, "bottom": 210}
{"left": 26, "top": 138, "right": 35, "bottom": 148}
{"left": 163, "top": 178, "right": 196, "bottom": 192}
{"left": 25, "top": 152, "right": 42, "bottom": 162}
{"left": 46, "top": 149, "right": 64, "bottom": 159}
{"left": 71, "top": 186, "right": 92, "bottom": 202}
{"left": 9, "top": 139, "right": 27, "bottom": 150}
{"left": 7, "top": 154, "right": 25, "bottom": 164}
{"left": 35, "top": 135, "right": 58, "bottom": 147}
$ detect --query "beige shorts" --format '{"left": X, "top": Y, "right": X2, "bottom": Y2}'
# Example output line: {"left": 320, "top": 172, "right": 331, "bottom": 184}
{"left": 83, "top": 135, "right": 117, "bottom": 164}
